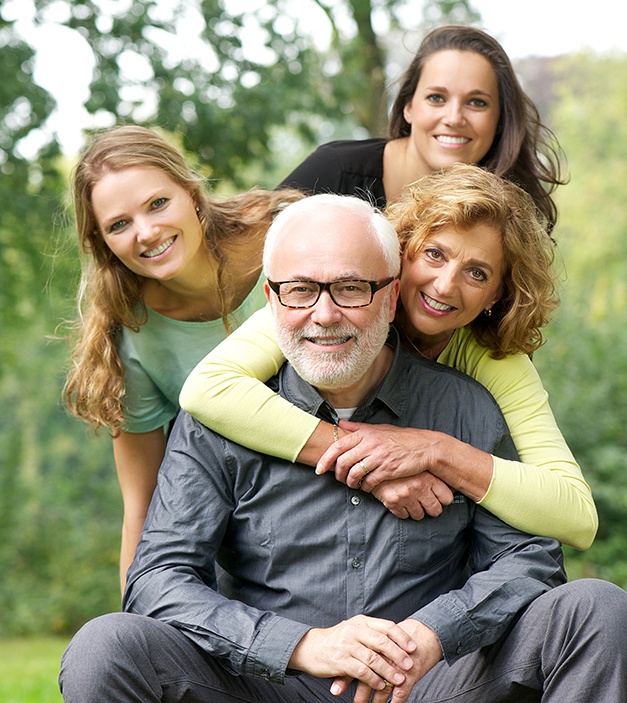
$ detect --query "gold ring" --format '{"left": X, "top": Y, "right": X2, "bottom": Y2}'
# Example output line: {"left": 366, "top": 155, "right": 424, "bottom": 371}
{"left": 359, "top": 460, "right": 370, "bottom": 475}
{"left": 382, "top": 679, "right": 393, "bottom": 688}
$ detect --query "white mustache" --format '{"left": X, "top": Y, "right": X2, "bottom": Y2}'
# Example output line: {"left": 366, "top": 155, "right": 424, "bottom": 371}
{"left": 295, "top": 324, "right": 359, "bottom": 341}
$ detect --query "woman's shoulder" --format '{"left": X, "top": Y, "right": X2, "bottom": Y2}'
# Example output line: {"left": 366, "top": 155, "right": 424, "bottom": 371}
{"left": 440, "top": 327, "right": 540, "bottom": 391}
{"left": 312, "top": 138, "right": 387, "bottom": 167}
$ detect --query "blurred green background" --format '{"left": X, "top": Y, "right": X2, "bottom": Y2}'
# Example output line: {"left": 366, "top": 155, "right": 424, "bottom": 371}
{"left": 1, "top": 2, "right": 625, "bottom": 682}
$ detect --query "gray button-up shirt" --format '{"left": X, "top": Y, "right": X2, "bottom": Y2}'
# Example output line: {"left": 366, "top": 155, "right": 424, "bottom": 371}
{"left": 124, "top": 335, "right": 565, "bottom": 683}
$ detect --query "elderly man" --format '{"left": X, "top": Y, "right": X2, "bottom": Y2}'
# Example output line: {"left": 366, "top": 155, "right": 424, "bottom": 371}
{"left": 60, "top": 194, "right": 627, "bottom": 702}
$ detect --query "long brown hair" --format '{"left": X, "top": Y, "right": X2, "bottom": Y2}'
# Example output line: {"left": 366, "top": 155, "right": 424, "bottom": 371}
{"left": 64, "top": 125, "right": 302, "bottom": 432}
{"left": 388, "top": 25, "right": 565, "bottom": 231}
{"left": 387, "top": 163, "right": 559, "bottom": 358}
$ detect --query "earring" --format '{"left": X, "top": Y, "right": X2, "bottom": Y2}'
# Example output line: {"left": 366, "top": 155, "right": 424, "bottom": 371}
{"left": 484, "top": 308, "right": 492, "bottom": 317}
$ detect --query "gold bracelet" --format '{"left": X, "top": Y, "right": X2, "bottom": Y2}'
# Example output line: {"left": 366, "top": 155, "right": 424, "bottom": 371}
{"left": 333, "top": 424, "right": 339, "bottom": 443}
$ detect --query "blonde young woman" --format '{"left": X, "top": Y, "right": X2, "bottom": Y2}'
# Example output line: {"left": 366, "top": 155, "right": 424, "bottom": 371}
{"left": 64, "top": 125, "right": 303, "bottom": 587}
{"left": 180, "top": 163, "right": 597, "bottom": 550}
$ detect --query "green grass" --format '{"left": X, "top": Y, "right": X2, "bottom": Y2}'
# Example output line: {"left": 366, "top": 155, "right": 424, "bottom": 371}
{"left": 0, "top": 637, "right": 68, "bottom": 703}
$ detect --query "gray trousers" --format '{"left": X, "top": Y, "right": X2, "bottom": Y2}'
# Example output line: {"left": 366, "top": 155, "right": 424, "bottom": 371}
{"left": 59, "top": 579, "right": 627, "bottom": 702}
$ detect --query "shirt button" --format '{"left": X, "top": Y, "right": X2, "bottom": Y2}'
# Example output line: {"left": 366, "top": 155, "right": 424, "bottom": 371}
{"left": 351, "top": 558, "right": 361, "bottom": 569}
{"left": 350, "top": 495, "right": 361, "bottom": 506}
{"left": 261, "top": 670, "right": 270, "bottom": 680}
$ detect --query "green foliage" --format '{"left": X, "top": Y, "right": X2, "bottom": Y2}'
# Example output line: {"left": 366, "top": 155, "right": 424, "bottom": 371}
{"left": 535, "top": 299, "right": 627, "bottom": 588}
{"left": 28, "top": 0, "right": 485, "bottom": 183}
{"left": 550, "top": 53, "right": 627, "bottom": 288}
{"left": 0, "top": 5, "right": 121, "bottom": 635}
{"left": 535, "top": 51, "right": 627, "bottom": 588}
{"left": 421, "top": 0, "right": 481, "bottom": 26}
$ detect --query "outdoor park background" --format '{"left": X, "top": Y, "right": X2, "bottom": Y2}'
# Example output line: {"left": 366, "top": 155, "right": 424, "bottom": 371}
{"left": 1, "top": 0, "right": 626, "bottom": 699}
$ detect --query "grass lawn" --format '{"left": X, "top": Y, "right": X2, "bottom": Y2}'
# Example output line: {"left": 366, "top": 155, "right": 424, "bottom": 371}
{"left": 0, "top": 637, "right": 69, "bottom": 703}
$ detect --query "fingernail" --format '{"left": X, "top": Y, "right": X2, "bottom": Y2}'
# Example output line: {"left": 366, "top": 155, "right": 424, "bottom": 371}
{"left": 403, "top": 656, "right": 413, "bottom": 669}
{"left": 393, "top": 673, "right": 405, "bottom": 684}
{"left": 330, "top": 683, "right": 341, "bottom": 695}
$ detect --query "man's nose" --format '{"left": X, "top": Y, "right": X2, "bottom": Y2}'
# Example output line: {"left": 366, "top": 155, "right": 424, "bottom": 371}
{"left": 310, "top": 289, "right": 344, "bottom": 326}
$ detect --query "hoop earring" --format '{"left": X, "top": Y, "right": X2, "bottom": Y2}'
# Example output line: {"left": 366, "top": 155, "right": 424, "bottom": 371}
{"left": 484, "top": 308, "right": 492, "bottom": 317}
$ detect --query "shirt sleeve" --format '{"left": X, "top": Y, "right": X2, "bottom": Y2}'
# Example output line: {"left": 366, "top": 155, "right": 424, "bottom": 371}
{"left": 414, "top": 504, "right": 566, "bottom": 662}
{"left": 179, "top": 305, "right": 320, "bottom": 461}
{"left": 440, "top": 334, "right": 598, "bottom": 551}
{"left": 476, "top": 352, "right": 597, "bottom": 550}
{"left": 123, "top": 411, "right": 311, "bottom": 682}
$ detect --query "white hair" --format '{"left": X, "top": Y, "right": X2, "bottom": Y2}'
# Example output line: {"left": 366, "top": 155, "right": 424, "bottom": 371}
{"left": 262, "top": 193, "right": 401, "bottom": 278}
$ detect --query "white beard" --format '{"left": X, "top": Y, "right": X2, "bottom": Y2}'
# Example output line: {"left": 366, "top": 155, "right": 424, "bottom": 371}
{"left": 275, "top": 301, "right": 392, "bottom": 392}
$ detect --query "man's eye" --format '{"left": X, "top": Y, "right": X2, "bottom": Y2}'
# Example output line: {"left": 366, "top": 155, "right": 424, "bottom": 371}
{"left": 286, "top": 284, "right": 316, "bottom": 294}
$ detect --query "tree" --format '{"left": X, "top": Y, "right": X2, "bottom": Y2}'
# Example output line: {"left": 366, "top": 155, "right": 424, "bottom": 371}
{"left": 0, "top": 9, "right": 62, "bottom": 359}
{"left": 28, "top": 0, "right": 481, "bottom": 186}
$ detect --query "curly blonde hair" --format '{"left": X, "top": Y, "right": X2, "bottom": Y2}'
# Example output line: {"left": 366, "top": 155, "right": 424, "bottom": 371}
{"left": 386, "top": 163, "right": 559, "bottom": 358}
{"left": 64, "top": 125, "right": 303, "bottom": 433}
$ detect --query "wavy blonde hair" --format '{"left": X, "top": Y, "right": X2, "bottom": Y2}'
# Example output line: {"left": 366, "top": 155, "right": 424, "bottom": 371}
{"left": 64, "top": 125, "right": 303, "bottom": 433}
{"left": 386, "top": 163, "right": 559, "bottom": 358}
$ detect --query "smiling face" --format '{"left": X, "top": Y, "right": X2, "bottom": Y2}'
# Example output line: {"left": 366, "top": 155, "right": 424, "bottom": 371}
{"left": 398, "top": 223, "right": 504, "bottom": 351}
{"left": 403, "top": 49, "right": 500, "bottom": 174}
{"left": 265, "top": 204, "right": 399, "bottom": 400}
{"left": 91, "top": 165, "right": 205, "bottom": 282}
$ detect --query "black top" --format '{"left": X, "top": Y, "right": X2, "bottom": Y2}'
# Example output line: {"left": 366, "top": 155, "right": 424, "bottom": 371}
{"left": 278, "top": 138, "right": 388, "bottom": 208}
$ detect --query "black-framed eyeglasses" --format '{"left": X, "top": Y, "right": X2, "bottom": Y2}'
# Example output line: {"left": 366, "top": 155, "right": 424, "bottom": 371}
{"left": 267, "top": 277, "right": 396, "bottom": 309}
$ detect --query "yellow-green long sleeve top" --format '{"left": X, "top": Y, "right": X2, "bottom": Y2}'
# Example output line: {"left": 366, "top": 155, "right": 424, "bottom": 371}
{"left": 179, "top": 304, "right": 597, "bottom": 550}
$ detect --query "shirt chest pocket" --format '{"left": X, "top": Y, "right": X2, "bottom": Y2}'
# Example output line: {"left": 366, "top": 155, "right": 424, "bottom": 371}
{"left": 396, "top": 495, "right": 473, "bottom": 573}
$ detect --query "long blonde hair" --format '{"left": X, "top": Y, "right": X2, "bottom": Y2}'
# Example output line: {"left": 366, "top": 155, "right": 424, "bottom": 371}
{"left": 386, "top": 163, "right": 559, "bottom": 358}
{"left": 64, "top": 125, "right": 302, "bottom": 432}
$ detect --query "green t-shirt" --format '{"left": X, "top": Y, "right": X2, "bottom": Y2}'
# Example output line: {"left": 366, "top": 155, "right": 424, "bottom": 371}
{"left": 118, "top": 273, "right": 267, "bottom": 433}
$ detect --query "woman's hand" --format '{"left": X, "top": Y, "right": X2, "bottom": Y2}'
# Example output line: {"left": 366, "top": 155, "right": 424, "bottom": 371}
{"left": 317, "top": 421, "right": 454, "bottom": 519}
{"left": 317, "top": 421, "right": 444, "bottom": 487}
{"left": 318, "top": 420, "right": 493, "bottom": 507}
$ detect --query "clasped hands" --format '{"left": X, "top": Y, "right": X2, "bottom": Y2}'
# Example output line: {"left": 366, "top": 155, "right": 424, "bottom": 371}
{"left": 289, "top": 615, "right": 442, "bottom": 702}
{"left": 317, "top": 421, "right": 454, "bottom": 520}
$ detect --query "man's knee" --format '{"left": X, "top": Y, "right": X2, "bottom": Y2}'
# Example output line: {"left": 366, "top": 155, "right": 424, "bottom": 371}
{"left": 542, "top": 578, "right": 627, "bottom": 638}
{"left": 60, "top": 613, "right": 155, "bottom": 697}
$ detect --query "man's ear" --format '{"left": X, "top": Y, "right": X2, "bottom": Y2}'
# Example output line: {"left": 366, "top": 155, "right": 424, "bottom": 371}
{"left": 388, "top": 279, "right": 401, "bottom": 323}
{"left": 264, "top": 280, "right": 272, "bottom": 304}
